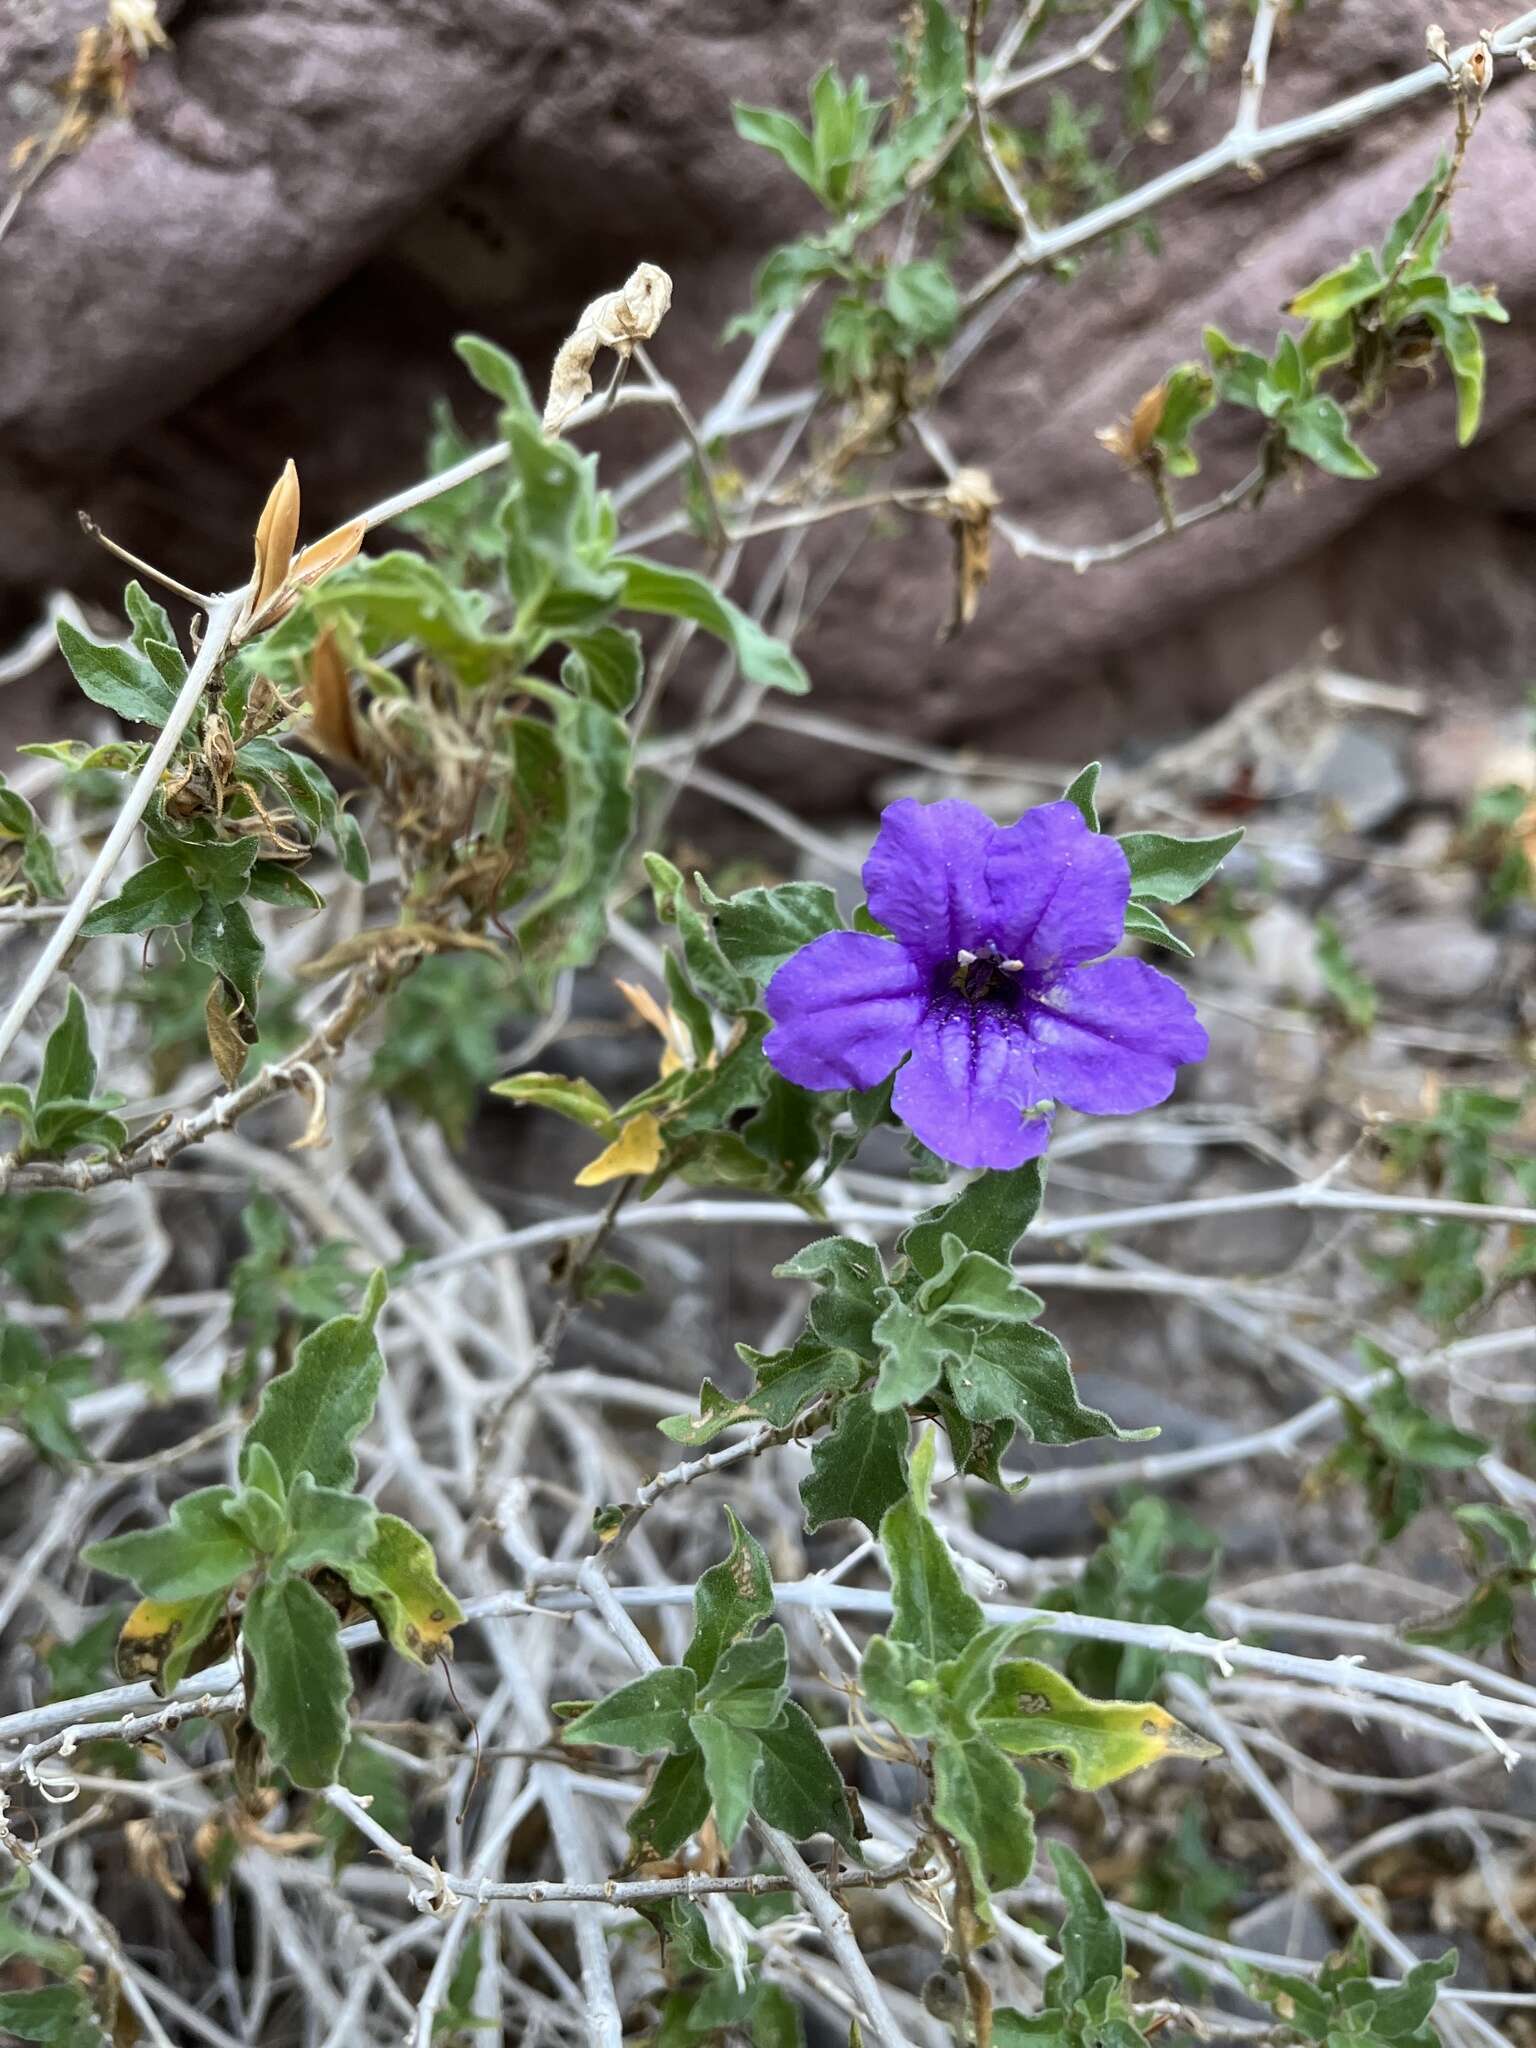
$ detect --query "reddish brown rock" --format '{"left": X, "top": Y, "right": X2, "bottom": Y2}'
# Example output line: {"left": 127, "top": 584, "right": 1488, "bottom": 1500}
{"left": 1, "top": 0, "right": 1534, "bottom": 806}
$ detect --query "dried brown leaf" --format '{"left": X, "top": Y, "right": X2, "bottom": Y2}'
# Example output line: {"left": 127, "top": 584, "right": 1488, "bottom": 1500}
{"left": 204, "top": 979, "right": 254, "bottom": 1090}
{"left": 291, "top": 518, "right": 365, "bottom": 589}
{"left": 287, "top": 1061, "right": 330, "bottom": 1151}
{"left": 250, "top": 460, "right": 300, "bottom": 621}
{"left": 306, "top": 625, "right": 361, "bottom": 765}
{"left": 543, "top": 262, "right": 674, "bottom": 434}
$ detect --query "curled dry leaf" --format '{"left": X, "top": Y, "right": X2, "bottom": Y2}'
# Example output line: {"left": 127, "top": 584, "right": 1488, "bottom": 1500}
{"left": 1096, "top": 384, "right": 1167, "bottom": 468}
{"left": 205, "top": 979, "right": 255, "bottom": 1090}
{"left": 236, "top": 462, "right": 365, "bottom": 643}
{"left": 287, "top": 1060, "right": 330, "bottom": 1151}
{"left": 543, "top": 262, "right": 674, "bottom": 434}
{"left": 125, "top": 1815, "right": 187, "bottom": 1902}
{"left": 306, "top": 625, "right": 363, "bottom": 766}
{"left": 935, "top": 466, "right": 1000, "bottom": 640}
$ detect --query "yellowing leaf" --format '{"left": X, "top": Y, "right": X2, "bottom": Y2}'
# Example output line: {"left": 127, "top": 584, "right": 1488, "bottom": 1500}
{"left": 575, "top": 1112, "right": 663, "bottom": 1186}
{"left": 342, "top": 1513, "right": 463, "bottom": 1666}
{"left": 116, "top": 1592, "right": 231, "bottom": 1694}
{"left": 980, "top": 1659, "right": 1221, "bottom": 1788}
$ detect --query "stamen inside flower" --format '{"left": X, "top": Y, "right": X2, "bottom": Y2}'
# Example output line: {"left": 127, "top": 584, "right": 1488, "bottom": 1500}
{"left": 948, "top": 941, "right": 1023, "bottom": 1003}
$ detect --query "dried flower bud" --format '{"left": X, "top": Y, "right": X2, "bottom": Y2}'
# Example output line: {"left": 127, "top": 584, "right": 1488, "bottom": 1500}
{"left": 1520, "top": 40, "right": 1536, "bottom": 72}
{"left": 1458, "top": 37, "right": 1494, "bottom": 93}
{"left": 235, "top": 461, "right": 364, "bottom": 643}
{"left": 543, "top": 262, "right": 673, "bottom": 434}
{"left": 1425, "top": 23, "right": 1452, "bottom": 69}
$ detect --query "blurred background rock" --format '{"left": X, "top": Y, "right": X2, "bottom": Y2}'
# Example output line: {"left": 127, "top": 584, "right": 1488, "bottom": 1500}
{"left": 2, "top": 0, "right": 1534, "bottom": 806}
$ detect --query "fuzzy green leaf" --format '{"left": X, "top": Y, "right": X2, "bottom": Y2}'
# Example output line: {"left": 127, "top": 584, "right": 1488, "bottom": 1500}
{"left": 244, "top": 1574, "right": 352, "bottom": 1788}
{"left": 84, "top": 1487, "right": 259, "bottom": 1601}
{"left": 617, "top": 557, "right": 809, "bottom": 694}
{"left": 56, "top": 618, "right": 177, "bottom": 728}
{"left": 241, "top": 1270, "right": 388, "bottom": 1489}
{"left": 801, "top": 1392, "right": 909, "bottom": 1533}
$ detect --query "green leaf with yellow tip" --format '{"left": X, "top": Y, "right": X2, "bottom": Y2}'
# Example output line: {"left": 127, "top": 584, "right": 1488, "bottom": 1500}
{"left": 340, "top": 1513, "right": 462, "bottom": 1665}
{"left": 115, "top": 1591, "right": 231, "bottom": 1694}
{"left": 979, "top": 1658, "right": 1221, "bottom": 1788}
{"left": 489, "top": 1071, "right": 618, "bottom": 1136}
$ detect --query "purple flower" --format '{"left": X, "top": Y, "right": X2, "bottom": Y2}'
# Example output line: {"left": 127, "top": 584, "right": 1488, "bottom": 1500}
{"left": 762, "top": 797, "right": 1208, "bottom": 1171}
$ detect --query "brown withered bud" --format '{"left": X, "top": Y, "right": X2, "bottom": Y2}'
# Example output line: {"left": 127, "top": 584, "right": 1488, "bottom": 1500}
{"left": 1458, "top": 36, "right": 1494, "bottom": 94}
{"left": 1097, "top": 383, "right": 1168, "bottom": 468}
{"left": 234, "top": 461, "right": 364, "bottom": 644}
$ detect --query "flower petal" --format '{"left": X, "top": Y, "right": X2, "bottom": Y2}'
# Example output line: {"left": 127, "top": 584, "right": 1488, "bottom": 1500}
{"left": 1029, "top": 958, "right": 1208, "bottom": 1115}
{"left": 763, "top": 932, "right": 924, "bottom": 1092}
{"left": 891, "top": 998, "right": 1052, "bottom": 1171}
{"left": 861, "top": 798, "right": 1001, "bottom": 970}
{"left": 984, "top": 800, "right": 1130, "bottom": 972}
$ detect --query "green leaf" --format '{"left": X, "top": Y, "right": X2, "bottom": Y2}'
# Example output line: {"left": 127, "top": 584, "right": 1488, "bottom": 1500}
{"left": 1151, "top": 364, "right": 1216, "bottom": 476}
{"left": 0, "top": 1984, "right": 107, "bottom": 2047}
{"left": 901, "top": 1160, "right": 1046, "bottom": 1279}
{"left": 340, "top": 1512, "right": 462, "bottom": 1665}
{"left": 490, "top": 1071, "right": 617, "bottom": 1135}
{"left": 1122, "top": 900, "right": 1193, "bottom": 957}
{"left": 1047, "top": 1842, "right": 1124, "bottom": 2006}
{"left": 646, "top": 854, "right": 751, "bottom": 1013}
{"left": 690, "top": 1712, "right": 761, "bottom": 1849}
{"left": 563, "top": 1665, "right": 699, "bottom": 1754}
{"left": 56, "top": 618, "right": 177, "bottom": 727}
{"left": 246, "top": 861, "right": 323, "bottom": 912}
{"left": 37, "top": 987, "right": 96, "bottom": 1107}
{"left": 801, "top": 1392, "right": 909, "bottom": 1533}
{"left": 733, "top": 103, "right": 819, "bottom": 190}
{"left": 562, "top": 624, "right": 644, "bottom": 713}
{"left": 1203, "top": 325, "right": 1269, "bottom": 410}
{"left": 861, "top": 1635, "right": 942, "bottom": 1737}
{"left": 222, "top": 1481, "right": 287, "bottom": 1555}
{"left": 188, "top": 894, "right": 264, "bottom": 1018}
{"left": 244, "top": 1573, "right": 352, "bottom": 1788}
{"left": 779, "top": 1235, "right": 884, "bottom": 1352}
{"left": 752, "top": 1701, "right": 857, "bottom": 1849}
{"left": 617, "top": 557, "right": 809, "bottom": 694}
{"left": 1381, "top": 160, "right": 1448, "bottom": 274}
{"left": 883, "top": 259, "right": 959, "bottom": 347}
{"left": 1118, "top": 827, "right": 1242, "bottom": 905}
{"left": 454, "top": 334, "right": 539, "bottom": 423}
{"left": 685, "top": 1508, "right": 775, "bottom": 1686}
{"left": 627, "top": 1745, "right": 711, "bottom": 1861}
{"left": 1283, "top": 394, "right": 1378, "bottom": 479}
{"left": 511, "top": 694, "right": 634, "bottom": 991}
{"left": 1286, "top": 247, "right": 1385, "bottom": 321}
{"left": 704, "top": 878, "right": 844, "bottom": 985}
{"left": 1419, "top": 304, "right": 1487, "bottom": 444}
{"left": 241, "top": 1269, "right": 388, "bottom": 1489}
{"left": 932, "top": 1732, "right": 1035, "bottom": 1899}
{"left": 979, "top": 1658, "right": 1219, "bottom": 1787}
{"left": 313, "top": 552, "right": 517, "bottom": 687}
{"left": 79, "top": 857, "right": 202, "bottom": 937}
{"left": 951, "top": 1318, "right": 1126, "bottom": 1440}
{"left": 880, "top": 1431, "right": 985, "bottom": 1661}
{"left": 698, "top": 1625, "right": 790, "bottom": 1729}
{"left": 83, "top": 1487, "right": 259, "bottom": 1601}
{"left": 0, "top": 775, "right": 64, "bottom": 900}
{"left": 278, "top": 1470, "right": 378, "bottom": 1576}
{"left": 870, "top": 1288, "right": 962, "bottom": 1410}
{"left": 1061, "top": 762, "right": 1101, "bottom": 831}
